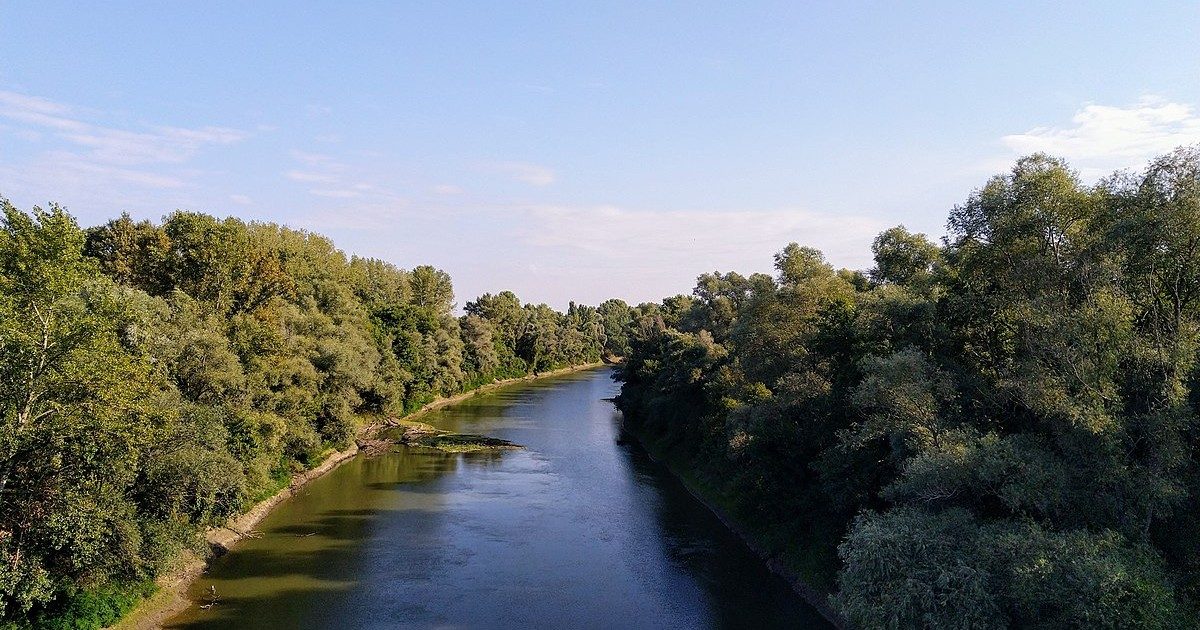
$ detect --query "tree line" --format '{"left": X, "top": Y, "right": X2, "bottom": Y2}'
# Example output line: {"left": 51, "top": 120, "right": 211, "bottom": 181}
{"left": 0, "top": 205, "right": 637, "bottom": 628}
{"left": 616, "top": 147, "right": 1200, "bottom": 627}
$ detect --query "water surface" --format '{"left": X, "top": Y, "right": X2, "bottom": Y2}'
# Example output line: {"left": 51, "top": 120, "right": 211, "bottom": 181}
{"left": 166, "top": 368, "right": 829, "bottom": 629}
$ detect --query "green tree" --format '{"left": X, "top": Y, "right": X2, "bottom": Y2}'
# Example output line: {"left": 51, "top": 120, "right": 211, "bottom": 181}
{"left": 869, "top": 225, "right": 940, "bottom": 288}
{"left": 0, "top": 202, "right": 156, "bottom": 617}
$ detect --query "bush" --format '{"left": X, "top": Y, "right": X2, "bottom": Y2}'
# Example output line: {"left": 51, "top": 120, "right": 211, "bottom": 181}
{"left": 29, "top": 581, "right": 156, "bottom": 630}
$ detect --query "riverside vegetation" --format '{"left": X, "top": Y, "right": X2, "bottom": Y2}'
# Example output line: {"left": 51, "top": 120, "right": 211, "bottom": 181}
{"left": 6, "top": 147, "right": 1200, "bottom": 630}
{"left": 0, "top": 204, "right": 641, "bottom": 629}
{"left": 616, "top": 147, "right": 1200, "bottom": 628}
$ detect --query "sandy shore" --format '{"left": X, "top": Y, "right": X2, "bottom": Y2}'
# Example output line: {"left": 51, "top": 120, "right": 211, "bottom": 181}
{"left": 112, "top": 362, "right": 608, "bottom": 630}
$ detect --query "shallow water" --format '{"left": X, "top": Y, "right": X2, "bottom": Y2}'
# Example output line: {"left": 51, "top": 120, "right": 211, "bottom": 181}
{"left": 165, "top": 367, "right": 830, "bottom": 629}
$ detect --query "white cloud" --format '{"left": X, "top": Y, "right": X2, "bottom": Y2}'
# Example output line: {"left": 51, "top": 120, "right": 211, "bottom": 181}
{"left": 293, "top": 201, "right": 412, "bottom": 231}
{"left": 309, "top": 188, "right": 362, "bottom": 199}
{"left": 495, "top": 161, "right": 556, "bottom": 186}
{"left": 426, "top": 203, "right": 891, "bottom": 308}
{"left": 1002, "top": 96, "right": 1200, "bottom": 177}
{"left": 284, "top": 150, "right": 403, "bottom": 204}
{"left": 286, "top": 170, "right": 339, "bottom": 183}
{"left": 521, "top": 204, "right": 884, "bottom": 273}
{"left": 0, "top": 89, "right": 248, "bottom": 210}
{"left": 433, "top": 184, "right": 463, "bottom": 195}
{"left": 0, "top": 91, "right": 88, "bottom": 131}
{"left": 0, "top": 91, "right": 72, "bottom": 116}
{"left": 0, "top": 154, "right": 191, "bottom": 218}
{"left": 290, "top": 150, "right": 342, "bottom": 168}
{"left": 57, "top": 125, "right": 245, "bottom": 166}
{"left": 43, "top": 151, "right": 188, "bottom": 188}
{"left": 0, "top": 91, "right": 246, "bottom": 167}
{"left": 229, "top": 194, "right": 252, "bottom": 205}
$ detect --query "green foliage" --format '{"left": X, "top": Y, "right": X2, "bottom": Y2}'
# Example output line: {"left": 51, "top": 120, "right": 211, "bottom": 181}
{"left": 0, "top": 201, "right": 624, "bottom": 626}
{"left": 0, "top": 202, "right": 156, "bottom": 619}
{"left": 616, "top": 146, "right": 1200, "bottom": 625}
{"left": 836, "top": 508, "right": 1180, "bottom": 629}
{"left": 20, "top": 580, "right": 157, "bottom": 630}
{"left": 869, "top": 225, "right": 940, "bottom": 289}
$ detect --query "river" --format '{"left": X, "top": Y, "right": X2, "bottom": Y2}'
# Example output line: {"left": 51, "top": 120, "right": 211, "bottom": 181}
{"left": 164, "top": 367, "right": 830, "bottom": 629}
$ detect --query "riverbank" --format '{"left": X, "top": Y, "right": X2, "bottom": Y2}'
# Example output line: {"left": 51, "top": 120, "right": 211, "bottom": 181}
{"left": 621, "top": 423, "right": 848, "bottom": 629}
{"left": 111, "top": 362, "right": 607, "bottom": 630}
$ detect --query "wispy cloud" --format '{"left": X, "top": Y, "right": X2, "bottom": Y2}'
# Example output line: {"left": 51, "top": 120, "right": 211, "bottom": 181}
{"left": 0, "top": 91, "right": 88, "bottom": 131}
{"left": 43, "top": 151, "right": 189, "bottom": 188}
{"left": 286, "top": 170, "right": 340, "bottom": 184}
{"left": 521, "top": 204, "right": 884, "bottom": 272}
{"left": 0, "top": 91, "right": 246, "bottom": 168}
{"left": 494, "top": 161, "right": 556, "bottom": 186}
{"left": 292, "top": 201, "right": 413, "bottom": 231}
{"left": 309, "top": 188, "right": 362, "bottom": 199}
{"left": 284, "top": 148, "right": 406, "bottom": 208}
{"left": 229, "top": 194, "right": 252, "bottom": 205}
{"left": 1001, "top": 96, "right": 1200, "bottom": 178}
{"left": 428, "top": 203, "right": 892, "bottom": 307}
{"left": 290, "top": 150, "right": 344, "bottom": 168}
{"left": 433, "top": 184, "right": 463, "bottom": 195}
{"left": 0, "top": 89, "right": 248, "bottom": 206}
{"left": 58, "top": 125, "right": 245, "bottom": 165}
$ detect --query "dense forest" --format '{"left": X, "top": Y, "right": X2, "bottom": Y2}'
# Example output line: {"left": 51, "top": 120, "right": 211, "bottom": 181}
{"left": 0, "top": 204, "right": 636, "bottom": 628}
{"left": 9, "top": 147, "right": 1200, "bottom": 629}
{"left": 616, "top": 147, "right": 1200, "bottom": 628}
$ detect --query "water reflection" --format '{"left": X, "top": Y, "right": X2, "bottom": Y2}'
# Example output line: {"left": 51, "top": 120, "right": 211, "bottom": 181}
{"left": 166, "top": 368, "right": 829, "bottom": 629}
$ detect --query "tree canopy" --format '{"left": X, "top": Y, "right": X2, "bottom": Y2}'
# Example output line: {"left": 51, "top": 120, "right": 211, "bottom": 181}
{"left": 0, "top": 203, "right": 633, "bottom": 628}
{"left": 615, "top": 147, "right": 1200, "bottom": 627}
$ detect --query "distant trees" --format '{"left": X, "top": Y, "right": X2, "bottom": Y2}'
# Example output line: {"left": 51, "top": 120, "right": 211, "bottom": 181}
{"left": 0, "top": 202, "right": 628, "bottom": 627}
{"left": 615, "top": 147, "right": 1200, "bottom": 627}
{"left": 463, "top": 292, "right": 611, "bottom": 377}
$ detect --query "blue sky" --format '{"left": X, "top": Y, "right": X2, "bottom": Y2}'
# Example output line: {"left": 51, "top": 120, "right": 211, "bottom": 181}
{"left": 2, "top": 2, "right": 1199, "bottom": 308}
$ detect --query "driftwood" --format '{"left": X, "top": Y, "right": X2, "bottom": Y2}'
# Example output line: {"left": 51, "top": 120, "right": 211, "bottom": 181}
{"left": 225, "top": 526, "right": 264, "bottom": 539}
{"left": 355, "top": 437, "right": 394, "bottom": 455}
{"left": 198, "top": 585, "right": 219, "bottom": 609}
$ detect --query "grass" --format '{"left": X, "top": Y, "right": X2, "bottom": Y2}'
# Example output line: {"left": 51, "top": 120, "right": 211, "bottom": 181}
{"left": 388, "top": 417, "right": 522, "bottom": 452}
{"left": 247, "top": 460, "right": 295, "bottom": 504}
{"left": 390, "top": 418, "right": 440, "bottom": 434}
{"left": 412, "top": 433, "right": 521, "bottom": 452}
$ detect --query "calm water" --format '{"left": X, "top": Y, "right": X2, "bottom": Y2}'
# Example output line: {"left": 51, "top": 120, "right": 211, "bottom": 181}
{"left": 166, "top": 367, "right": 829, "bottom": 629}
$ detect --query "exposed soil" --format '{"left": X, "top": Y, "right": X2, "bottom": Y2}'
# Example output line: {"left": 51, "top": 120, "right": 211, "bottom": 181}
{"left": 110, "top": 362, "right": 605, "bottom": 630}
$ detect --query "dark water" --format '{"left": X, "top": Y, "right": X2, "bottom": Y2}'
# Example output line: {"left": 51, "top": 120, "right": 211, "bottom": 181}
{"left": 165, "top": 367, "right": 830, "bottom": 629}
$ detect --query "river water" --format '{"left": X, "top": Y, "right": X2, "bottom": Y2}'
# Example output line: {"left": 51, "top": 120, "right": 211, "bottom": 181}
{"left": 165, "top": 367, "right": 830, "bottom": 629}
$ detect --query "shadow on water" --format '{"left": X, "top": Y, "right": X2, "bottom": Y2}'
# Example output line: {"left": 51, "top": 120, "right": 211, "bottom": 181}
{"left": 166, "top": 368, "right": 831, "bottom": 630}
{"left": 166, "top": 449, "right": 469, "bottom": 629}
{"left": 612, "top": 423, "right": 825, "bottom": 629}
